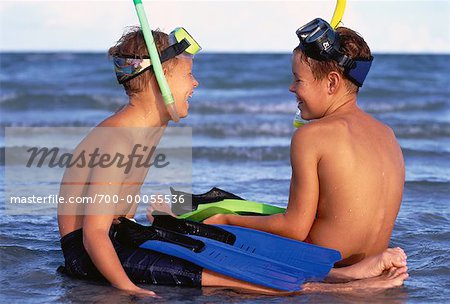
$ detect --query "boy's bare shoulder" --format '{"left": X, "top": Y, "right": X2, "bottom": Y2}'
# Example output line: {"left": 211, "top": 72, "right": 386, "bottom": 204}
{"left": 97, "top": 111, "right": 130, "bottom": 128}
{"left": 292, "top": 117, "right": 347, "bottom": 145}
{"left": 290, "top": 119, "right": 337, "bottom": 160}
{"left": 292, "top": 111, "right": 399, "bottom": 158}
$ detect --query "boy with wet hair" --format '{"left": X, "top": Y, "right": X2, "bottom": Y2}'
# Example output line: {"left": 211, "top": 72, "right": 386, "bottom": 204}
{"left": 205, "top": 22, "right": 406, "bottom": 268}
{"left": 58, "top": 27, "right": 200, "bottom": 297}
{"left": 108, "top": 27, "right": 176, "bottom": 96}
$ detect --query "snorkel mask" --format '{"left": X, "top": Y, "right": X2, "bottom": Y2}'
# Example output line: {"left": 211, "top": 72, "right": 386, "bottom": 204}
{"left": 113, "top": 27, "right": 201, "bottom": 84}
{"left": 296, "top": 18, "right": 373, "bottom": 87}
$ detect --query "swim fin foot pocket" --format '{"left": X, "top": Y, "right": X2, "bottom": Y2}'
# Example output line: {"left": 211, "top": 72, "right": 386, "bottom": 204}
{"left": 117, "top": 216, "right": 307, "bottom": 291}
{"left": 152, "top": 213, "right": 236, "bottom": 245}
{"left": 170, "top": 186, "right": 244, "bottom": 214}
{"left": 116, "top": 217, "right": 205, "bottom": 252}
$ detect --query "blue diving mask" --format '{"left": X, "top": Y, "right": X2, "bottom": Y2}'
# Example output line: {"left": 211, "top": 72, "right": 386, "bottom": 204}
{"left": 296, "top": 18, "right": 373, "bottom": 87}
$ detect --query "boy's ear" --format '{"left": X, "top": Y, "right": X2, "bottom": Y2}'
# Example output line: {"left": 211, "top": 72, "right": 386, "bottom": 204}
{"left": 327, "top": 72, "right": 340, "bottom": 94}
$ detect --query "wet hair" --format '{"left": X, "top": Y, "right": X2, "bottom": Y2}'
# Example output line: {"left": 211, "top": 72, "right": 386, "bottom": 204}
{"left": 108, "top": 26, "right": 177, "bottom": 97}
{"left": 294, "top": 27, "right": 372, "bottom": 93}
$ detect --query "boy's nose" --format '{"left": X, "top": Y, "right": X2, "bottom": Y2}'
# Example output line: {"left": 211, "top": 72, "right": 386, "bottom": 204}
{"left": 193, "top": 77, "right": 199, "bottom": 88}
{"left": 289, "top": 82, "right": 295, "bottom": 93}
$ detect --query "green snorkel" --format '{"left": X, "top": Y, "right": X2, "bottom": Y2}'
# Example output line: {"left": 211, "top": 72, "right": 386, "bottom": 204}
{"left": 132, "top": 0, "right": 180, "bottom": 122}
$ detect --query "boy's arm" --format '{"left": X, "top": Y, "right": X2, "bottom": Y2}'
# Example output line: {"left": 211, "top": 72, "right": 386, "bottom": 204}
{"left": 205, "top": 127, "right": 320, "bottom": 240}
{"left": 81, "top": 141, "right": 154, "bottom": 296}
{"left": 83, "top": 213, "right": 139, "bottom": 291}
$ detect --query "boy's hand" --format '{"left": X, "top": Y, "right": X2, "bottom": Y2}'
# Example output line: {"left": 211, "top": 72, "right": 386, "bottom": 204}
{"left": 203, "top": 214, "right": 227, "bottom": 225}
{"left": 121, "top": 285, "right": 159, "bottom": 298}
{"left": 146, "top": 193, "right": 175, "bottom": 223}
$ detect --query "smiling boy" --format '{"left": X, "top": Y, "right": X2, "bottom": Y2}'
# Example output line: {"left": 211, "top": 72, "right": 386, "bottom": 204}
{"left": 58, "top": 27, "right": 200, "bottom": 297}
{"left": 205, "top": 19, "right": 405, "bottom": 267}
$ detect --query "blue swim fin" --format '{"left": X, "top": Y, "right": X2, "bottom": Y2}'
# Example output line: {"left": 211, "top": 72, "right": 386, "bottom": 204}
{"left": 117, "top": 217, "right": 305, "bottom": 291}
{"left": 217, "top": 225, "right": 341, "bottom": 280}
{"left": 152, "top": 214, "right": 342, "bottom": 281}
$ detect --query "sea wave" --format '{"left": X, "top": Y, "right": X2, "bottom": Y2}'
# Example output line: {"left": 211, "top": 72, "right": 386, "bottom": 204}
{"left": 361, "top": 99, "right": 448, "bottom": 114}
{"left": 193, "top": 100, "right": 295, "bottom": 115}
{"left": 402, "top": 147, "right": 450, "bottom": 159}
{"left": 193, "top": 122, "right": 293, "bottom": 137}
{"left": 405, "top": 180, "right": 450, "bottom": 189}
{"left": 0, "top": 120, "right": 98, "bottom": 128}
{"left": 0, "top": 92, "right": 126, "bottom": 111}
{"left": 193, "top": 146, "right": 289, "bottom": 161}
{"left": 393, "top": 122, "right": 450, "bottom": 139}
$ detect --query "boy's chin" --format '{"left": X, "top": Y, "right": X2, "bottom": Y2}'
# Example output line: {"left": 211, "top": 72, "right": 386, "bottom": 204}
{"left": 177, "top": 109, "right": 189, "bottom": 119}
{"left": 177, "top": 102, "right": 189, "bottom": 119}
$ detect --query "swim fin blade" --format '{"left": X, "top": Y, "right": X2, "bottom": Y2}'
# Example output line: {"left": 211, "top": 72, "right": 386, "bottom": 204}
{"left": 217, "top": 225, "right": 341, "bottom": 280}
{"left": 118, "top": 217, "right": 305, "bottom": 291}
{"left": 152, "top": 214, "right": 342, "bottom": 281}
{"left": 178, "top": 200, "right": 285, "bottom": 221}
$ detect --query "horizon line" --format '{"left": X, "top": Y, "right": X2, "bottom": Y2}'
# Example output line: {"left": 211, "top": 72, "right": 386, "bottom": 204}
{"left": 1, "top": 50, "right": 450, "bottom": 56}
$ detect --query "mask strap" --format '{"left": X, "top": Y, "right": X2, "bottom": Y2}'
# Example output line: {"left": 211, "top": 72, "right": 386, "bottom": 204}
{"left": 346, "top": 57, "right": 373, "bottom": 87}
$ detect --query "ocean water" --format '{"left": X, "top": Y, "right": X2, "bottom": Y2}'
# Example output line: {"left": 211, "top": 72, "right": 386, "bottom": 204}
{"left": 1, "top": 53, "right": 449, "bottom": 303}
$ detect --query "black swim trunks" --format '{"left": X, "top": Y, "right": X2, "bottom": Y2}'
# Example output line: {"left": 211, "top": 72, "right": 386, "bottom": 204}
{"left": 59, "top": 225, "right": 202, "bottom": 287}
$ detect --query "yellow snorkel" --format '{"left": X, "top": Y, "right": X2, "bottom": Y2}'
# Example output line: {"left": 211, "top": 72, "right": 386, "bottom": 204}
{"left": 330, "top": 0, "right": 346, "bottom": 29}
{"left": 293, "top": 0, "right": 347, "bottom": 128}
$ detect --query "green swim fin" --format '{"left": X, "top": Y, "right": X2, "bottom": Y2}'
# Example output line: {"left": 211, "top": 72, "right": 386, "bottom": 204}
{"left": 171, "top": 187, "right": 285, "bottom": 221}
{"left": 178, "top": 199, "right": 285, "bottom": 221}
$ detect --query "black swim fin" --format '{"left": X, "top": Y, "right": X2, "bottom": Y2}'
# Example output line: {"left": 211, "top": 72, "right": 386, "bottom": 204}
{"left": 115, "top": 217, "right": 204, "bottom": 251}
{"left": 170, "top": 187, "right": 244, "bottom": 215}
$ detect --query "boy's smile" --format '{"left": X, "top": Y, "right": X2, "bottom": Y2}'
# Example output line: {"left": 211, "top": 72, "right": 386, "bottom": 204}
{"left": 166, "top": 58, "right": 199, "bottom": 118}
{"left": 289, "top": 53, "right": 327, "bottom": 120}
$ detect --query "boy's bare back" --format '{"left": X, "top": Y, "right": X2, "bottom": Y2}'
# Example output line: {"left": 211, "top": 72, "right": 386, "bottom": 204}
{"left": 293, "top": 107, "right": 404, "bottom": 265}
{"left": 203, "top": 24, "right": 406, "bottom": 269}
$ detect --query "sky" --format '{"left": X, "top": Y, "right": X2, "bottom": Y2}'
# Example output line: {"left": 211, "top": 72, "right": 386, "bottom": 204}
{"left": 0, "top": 0, "right": 449, "bottom": 53}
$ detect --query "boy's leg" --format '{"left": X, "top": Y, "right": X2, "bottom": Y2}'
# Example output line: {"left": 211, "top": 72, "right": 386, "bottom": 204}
{"left": 201, "top": 248, "right": 408, "bottom": 294}
{"left": 303, "top": 266, "right": 408, "bottom": 293}
{"left": 328, "top": 247, "right": 407, "bottom": 281}
{"left": 201, "top": 267, "right": 408, "bottom": 295}
{"left": 202, "top": 270, "right": 284, "bottom": 294}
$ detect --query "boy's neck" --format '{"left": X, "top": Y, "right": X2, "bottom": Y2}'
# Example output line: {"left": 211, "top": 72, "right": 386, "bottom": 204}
{"left": 324, "top": 92, "right": 359, "bottom": 118}
{"left": 128, "top": 86, "right": 171, "bottom": 127}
